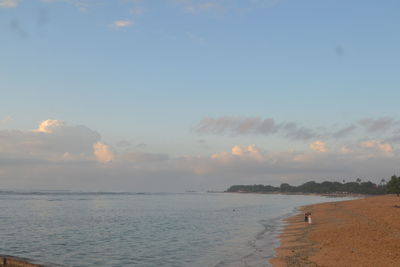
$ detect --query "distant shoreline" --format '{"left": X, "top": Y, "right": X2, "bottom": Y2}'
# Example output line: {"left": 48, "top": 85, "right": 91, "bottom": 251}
{"left": 225, "top": 180, "right": 388, "bottom": 195}
{"left": 269, "top": 195, "right": 400, "bottom": 266}
{"left": 223, "top": 191, "right": 367, "bottom": 198}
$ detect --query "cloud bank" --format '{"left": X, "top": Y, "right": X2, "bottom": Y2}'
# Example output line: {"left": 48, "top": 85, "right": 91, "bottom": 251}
{"left": 0, "top": 119, "right": 399, "bottom": 192}
{"left": 195, "top": 116, "right": 318, "bottom": 140}
{"left": 195, "top": 116, "right": 400, "bottom": 142}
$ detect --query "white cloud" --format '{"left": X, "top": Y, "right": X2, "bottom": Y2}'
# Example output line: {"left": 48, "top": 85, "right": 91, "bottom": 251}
{"left": 338, "top": 140, "right": 394, "bottom": 158}
{"left": 309, "top": 140, "right": 328, "bottom": 153}
{"left": 232, "top": 144, "right": 264, "bottom": 161}
{"left": 0, "top": 0, "right": 18, "bottom": 8}
{"left": 211, "top": 144, "right": 266, "bottom": 163}
{"left": 93, "top": 142, "right": 114, "bottom": 163}
{"left": 0, "top": 119, "right": 101, "bottom": 160}
{"left": 360, "top": 140, "right": 393, "bottom": 155}
{"left": 33, "top": 119, "right": 65, "bottom": 133}
{"left": 0, "top": 119, "right": 399, "bottom": 192}
{"left": 111, "top": 20, "right": 134, "bottom": 28}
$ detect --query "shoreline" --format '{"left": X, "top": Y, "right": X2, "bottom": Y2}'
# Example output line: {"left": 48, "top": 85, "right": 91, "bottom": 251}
{"left": 224, "top": 191, "right": 368, "bottom": 198}
{"left": 269, "top": 195, "right": 400, "bottom": 266}
{"left": 0, "top": 255, "right": 62, "bottom": 267}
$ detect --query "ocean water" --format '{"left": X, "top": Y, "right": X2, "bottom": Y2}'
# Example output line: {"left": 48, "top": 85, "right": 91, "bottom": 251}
{"left": 0, "top": 191, "right": 353, "bottom": 266}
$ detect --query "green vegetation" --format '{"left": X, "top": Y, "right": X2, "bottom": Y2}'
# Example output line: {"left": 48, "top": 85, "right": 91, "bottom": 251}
{"left": 386, "top": 175, "right": 400, "bottom": 196}
{"left": 226, "top": 177, "right": 395, "bottom": 195}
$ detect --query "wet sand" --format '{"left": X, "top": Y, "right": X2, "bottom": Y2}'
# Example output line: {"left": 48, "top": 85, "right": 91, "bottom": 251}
{"left": 0, "top": 254, "right": 62, "bottom": 266}
{"left": 270, "top": 195, "right": 400, "bottom": 266}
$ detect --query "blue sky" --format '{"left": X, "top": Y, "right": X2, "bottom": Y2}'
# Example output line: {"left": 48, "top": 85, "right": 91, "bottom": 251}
{"left": 1, "top": 0, "right": 400, "bottom": 191}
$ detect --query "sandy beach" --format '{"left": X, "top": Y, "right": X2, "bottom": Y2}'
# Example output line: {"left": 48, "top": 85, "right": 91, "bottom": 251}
{"left": 270, "top": 195, "right": 400, "bottom": 266}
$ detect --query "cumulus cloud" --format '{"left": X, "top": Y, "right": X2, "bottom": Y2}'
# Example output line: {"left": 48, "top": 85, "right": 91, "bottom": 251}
{"left": 231, "top": 145, "right": 264, "bottom": 161}
{"left": 1, "top": 119, "right": 399, "bottom": 192}
{"left": 360, "top": 140, "right": 393, "bottom": 155}
{"left": 111, "top": 20, "right": 134, "bottom": 28}
{"left": 198, "top": 144, "right": 385, "bottom": 186}
{"left": 0, "top": 0, "right": 18, "bottom": 8}
{"left": 93, "top": 142, "right": 114, "bottom": 163}
{"left": 34, "top": 119, "right": 65, "bottom": 133}
{"left": 212, "top": 144, "right": 265, "bottom": 162}
{"left": 339, "top": 140, "right": 394, "bottom": 158}
{"left": 309, "top": 140, "right": 328, "bottom": 153}
{"left": 0, "top": 119, "right": 100, "bottom": 160}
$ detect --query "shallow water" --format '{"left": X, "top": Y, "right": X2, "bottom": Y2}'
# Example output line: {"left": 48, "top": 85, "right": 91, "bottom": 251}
{"left": 0, "top": 191, "right": 353, "bottom": 266}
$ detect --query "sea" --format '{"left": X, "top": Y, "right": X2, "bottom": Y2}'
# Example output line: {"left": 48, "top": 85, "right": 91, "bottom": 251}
{"left": 0, "top": 191, "right": 354, "bottom": 267}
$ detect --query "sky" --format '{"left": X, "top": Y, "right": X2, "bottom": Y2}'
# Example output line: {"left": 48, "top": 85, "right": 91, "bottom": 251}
{"left": 1, "top": 0, "right": 400, "bottom": 192}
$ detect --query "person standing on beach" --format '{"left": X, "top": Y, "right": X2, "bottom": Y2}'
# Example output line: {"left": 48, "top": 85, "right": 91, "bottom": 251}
{"left": 308, "top": 213, "right": 312, "bottom": 224}
{"left": 304, "top": 213, "right": 308, "bottom": 224}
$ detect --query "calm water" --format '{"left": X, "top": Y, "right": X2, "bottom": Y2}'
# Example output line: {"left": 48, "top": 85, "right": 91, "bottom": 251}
{"left": 0, "top": 192, "right": 353, "bottom": 266}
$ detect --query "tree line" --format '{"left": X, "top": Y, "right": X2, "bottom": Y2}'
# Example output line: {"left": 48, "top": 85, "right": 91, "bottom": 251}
{"left": 226, "top": 175, "right": 400, "bottom": 195}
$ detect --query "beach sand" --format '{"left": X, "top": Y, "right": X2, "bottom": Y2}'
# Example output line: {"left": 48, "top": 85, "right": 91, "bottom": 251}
{"left": 270, "top": 195, "right": 400, "bottom": 266}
